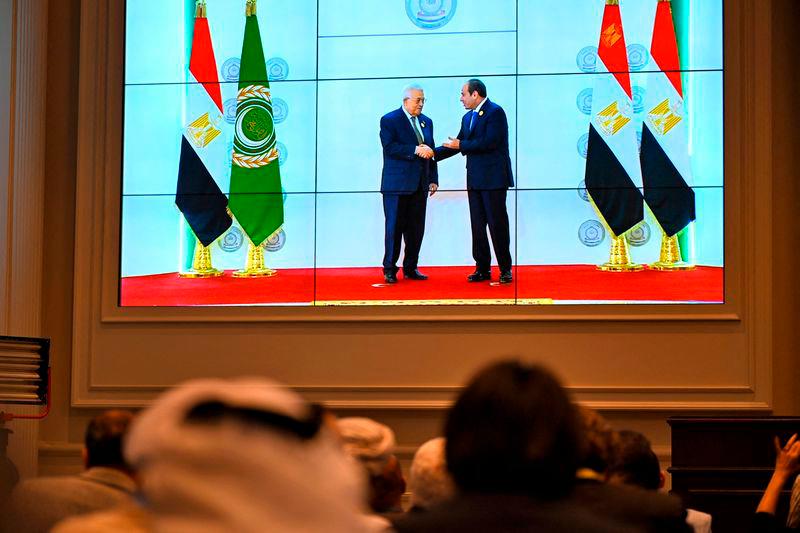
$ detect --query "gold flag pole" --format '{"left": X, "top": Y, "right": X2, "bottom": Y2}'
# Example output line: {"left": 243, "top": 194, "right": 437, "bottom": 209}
{"left": 195, "top": 0, "right": 207, "bottom": 18}
{"left": 650, "top": 229, "right": 695, "bottom": 271}
{"left": 597, "top": 232, "right": 643, "bottom": 272}
{"left": 246, "top": 0, "right": 257, "bottom": 16}
{"left": 180, "top": 239, "right": 224, "bottom": 278}
{"left": 232, "top": 240, "right": 276, "bottom": 278}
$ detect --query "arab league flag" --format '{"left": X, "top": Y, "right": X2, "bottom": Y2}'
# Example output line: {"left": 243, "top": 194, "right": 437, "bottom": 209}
{"left": 640, "top": 0, "right": 695, "bottom": 237}
{"left": 585, "top": 0, "right": 644, "bottom": 238}
{"left": 228, "top": 6, "right": 284, "bottom": 247}
{"left": 175, "top": 6, "right": 232, "bottom": 247}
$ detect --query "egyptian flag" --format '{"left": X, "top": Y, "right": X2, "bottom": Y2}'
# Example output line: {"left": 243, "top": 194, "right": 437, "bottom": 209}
{"left": 640, "top": 0, "right": 695, "bottom": 237}
{"left": 175, "top": 3, "right": 232, "bottom": 247}
{"left": 585, "top": 0, "right": 644, "bottom": 237}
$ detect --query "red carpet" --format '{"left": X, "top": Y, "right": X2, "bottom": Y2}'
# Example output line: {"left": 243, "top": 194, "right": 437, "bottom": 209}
{"left": 120, "top": 265, "right": 723, "bottom": 306}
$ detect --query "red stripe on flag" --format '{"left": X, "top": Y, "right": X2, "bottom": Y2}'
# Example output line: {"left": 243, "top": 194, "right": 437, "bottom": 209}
{"left": 189, "top": 17, "right": 223, "bottom": 113}
{"left": 650, "top": 1, "right": 683, "bottom": 97}
{"left": 597, "top": 4, "right": 631, "bottom": 99}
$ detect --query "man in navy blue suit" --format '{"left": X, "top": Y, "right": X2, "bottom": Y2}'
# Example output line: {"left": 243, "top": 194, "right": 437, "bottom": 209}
{"left": 379, "top": 84, "right": 439, "bottom": 284}
{"left": 436, "top": 79, "right": 514, "bottom": 284}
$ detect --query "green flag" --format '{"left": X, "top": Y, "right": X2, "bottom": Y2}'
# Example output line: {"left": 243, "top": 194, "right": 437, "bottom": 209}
{"left": 229, "top": 4, "right": 284, "bottom": 247}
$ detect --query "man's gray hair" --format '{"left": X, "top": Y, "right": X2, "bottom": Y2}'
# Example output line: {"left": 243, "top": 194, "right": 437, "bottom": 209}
{"left": 403, "top": 83, "right": 425, "bottom": 101}
{"left": 409, "top": 437, "right": 455, "bottom": 510}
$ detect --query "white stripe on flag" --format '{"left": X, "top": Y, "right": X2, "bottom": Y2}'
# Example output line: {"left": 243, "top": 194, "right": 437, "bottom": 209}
{"left": 183, "top": 75, "right": 233, "bottom": 193}
{"left": 641, "top": 71, "right": 693, "bottom": 187}
{"left": 589, "top": 58, "right": 643, "bottom": 190}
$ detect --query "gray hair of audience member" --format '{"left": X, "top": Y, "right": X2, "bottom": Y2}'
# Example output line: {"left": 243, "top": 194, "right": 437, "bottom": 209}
{"left": 124, "top": 378, "right": 375, "bottom": 533}
{"left": 85, "top": 410, "right": 134, "bottom": 471}
{"left": 408, "top": 437, "right": 455, "bottom": 510}
{"left": 403, "top": 83, "right": 424, "bottom": 101}
{"left": 337, "top": 417, "right": 397, "bottom": 475}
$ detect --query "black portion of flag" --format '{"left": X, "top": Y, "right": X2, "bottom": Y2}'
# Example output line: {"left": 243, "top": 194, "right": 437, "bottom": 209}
{"left": 640, "top": 124, "right": 696, "bottom": 237}
{"left": 585, "top": 124, "right": 644, "bottom": 237}
{"left": 175, "top": 137, "right": 232, "bottom": 247}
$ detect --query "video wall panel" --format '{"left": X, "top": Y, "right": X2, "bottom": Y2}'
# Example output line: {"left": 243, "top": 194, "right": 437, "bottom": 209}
{"left": 121, "top": 0, "right": 724, "bottom": 306}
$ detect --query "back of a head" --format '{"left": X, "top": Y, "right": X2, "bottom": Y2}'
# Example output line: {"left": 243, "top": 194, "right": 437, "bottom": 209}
{"left": 337, "top": 417, "right": 405, "bottom": 513}
{"left": 576, "top": 406, "right": 618, "bottom": 474}
{"left": 85, "top": 410, "right": 134, "bottom": 471}
{"left": 124, "top": 378, "right": 373, "bottom": 533}
{"left": 408, "top": 437, "right": 455, "bottom": 511}
{"left": 445, "top": 360, "right": 581, "bottom": 498}
{"left": 607, "top": 430, "right": 662, "bottom": 491}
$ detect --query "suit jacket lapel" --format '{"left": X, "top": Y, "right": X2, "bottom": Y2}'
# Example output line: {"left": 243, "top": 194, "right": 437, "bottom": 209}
{"left": 398, "top": 107, "right": 418, "bottom": 144}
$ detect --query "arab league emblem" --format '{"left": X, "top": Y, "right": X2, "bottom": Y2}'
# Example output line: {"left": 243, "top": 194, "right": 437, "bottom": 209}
{"left": 271, "top": 98, "right": 289, "bottom": 124}
{"left": 576, "top": 46, "right": 598, "bottom": 73}
{"left": 406, "top": 0, "right": 457, "bottom": 30}
{"left": 576, "top": 179, "right": 589, "bottom": 202}
{"left": 262, "top": 229, "right": 286, "bottom": 252}
{"left": 266, "top": 57, "right": 289, "bottom": 81}
{"left": 219, "top": 225, "right": 244, "bottom": 253}
{"left": 576, "top": 88, "right": 593, "bottom": 115}
{"left": 221, "top": 58, "right": 240, "bottom": 83}
{"left": 626, "top": 222, "right": 651, "bottom": 247}
{"left": 577, "top": 133, "right": 590, "bottom": 159}
{"left": 578, "top": 220, "right": 605, "bottom": 247}
{"left": 232, "top": 85, "right": 278, "bottom": 169}
{"left": 627, "top": 44, "right": 649, "bottom": 71}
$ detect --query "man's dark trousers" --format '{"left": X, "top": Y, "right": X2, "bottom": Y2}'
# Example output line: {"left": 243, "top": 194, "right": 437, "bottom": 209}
{"left": 382, "top": 181, "right": 427, "bottom": 274}
{"left": 468, "top": 188, "right": 511, "bottom": 273}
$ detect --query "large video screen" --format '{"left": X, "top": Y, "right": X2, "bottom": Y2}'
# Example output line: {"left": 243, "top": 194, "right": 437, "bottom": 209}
{"left": 121, "top": 0, "right": 723, "bottom": 306}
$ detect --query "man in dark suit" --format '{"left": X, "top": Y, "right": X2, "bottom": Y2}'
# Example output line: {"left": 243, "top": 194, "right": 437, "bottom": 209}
{"left": 379, "top": 84, "right": 439, "bottom": 284}
{"left": 436, "top": 79, "right": 514, "bottom": 284}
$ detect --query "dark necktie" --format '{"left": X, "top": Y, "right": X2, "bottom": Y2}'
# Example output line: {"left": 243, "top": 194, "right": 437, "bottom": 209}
{"left": 469, "top": 110, "right": 478, "bottom": 131}
{"left": 410, "top": 116, "right": 423, "bottom": 144}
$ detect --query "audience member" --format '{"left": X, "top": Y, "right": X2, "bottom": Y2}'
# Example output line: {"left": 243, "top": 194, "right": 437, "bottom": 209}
{"left": 569, "top": 407, "right": 692, "bottom": 533}
{"left": 0, "top": 410, "right": 136, "bottom": 533}
{"left": 407, "top": 437, "right": 455, "bottom": 512}
{"left": 395, "top": 360, "right": 628, "bottom": 532}
{"left": 56, "top": 378, "right": 383, "bottom": 533}
{"left": 608, "top": 429, "right": 712, "bottom": 533}
{"left": 338, "top": 416, "right": 406, "bottom": 517}
{"left": 753, "top": 434, "right": 800, "bottom": 532}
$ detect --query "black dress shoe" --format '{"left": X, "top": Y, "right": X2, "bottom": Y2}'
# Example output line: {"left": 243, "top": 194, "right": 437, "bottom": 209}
{"left": 499, "top": 270, "right": 513, "bottom": 284}
{"left": 384, "top": 271, "right": 398, "bottom": 284}
{"left": 403, "top": 269, "right": 428, "bottom": 280}
{"left": 467, "top": 270, "right": 491, "bottom": 282}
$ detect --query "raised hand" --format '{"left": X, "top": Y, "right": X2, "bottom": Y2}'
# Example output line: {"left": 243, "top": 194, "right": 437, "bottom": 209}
{"left": 442, "top": 136, "right": 460, "bottom": 150}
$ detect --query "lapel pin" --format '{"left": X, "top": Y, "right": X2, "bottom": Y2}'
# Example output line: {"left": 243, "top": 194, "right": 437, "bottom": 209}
{"left": 478, "top": 110, "right": 484, "bottom": 117}
{"left": 421, "top": 122, "right": 426, "bottom": 128}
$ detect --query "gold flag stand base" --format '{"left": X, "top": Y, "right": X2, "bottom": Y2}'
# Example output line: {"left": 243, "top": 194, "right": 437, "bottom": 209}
{"left": 233, "top": 243, "right": 277, "bottom": 278}
{"left": 597, "top": 234, "right": 644, "bottom": 272}
{"left": 179, "top": 241, "right": 223, "bottom": 278}
{"left": 649, "top": 232, "right": 695, "bottom": 271}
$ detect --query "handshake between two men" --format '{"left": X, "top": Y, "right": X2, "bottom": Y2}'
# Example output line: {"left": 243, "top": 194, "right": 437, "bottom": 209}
{"left": 379, "top": 79, "right": 514, "bottom": 286}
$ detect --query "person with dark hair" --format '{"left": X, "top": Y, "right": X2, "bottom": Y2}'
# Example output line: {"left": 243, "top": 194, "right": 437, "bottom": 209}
{"left": 435, "top": 78, "right": 514, "bottom": 284}
{"left": 608, "top": 430, "right": 712, "bottom": 532}
{"left": 395, "top": 360, "right": 627, "bottom": 532}
{"left": 0, "top": 410, "right": 137, "bottom": 533}
{"left": 569, "top": 409, "right": 692, "bottom": 533}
